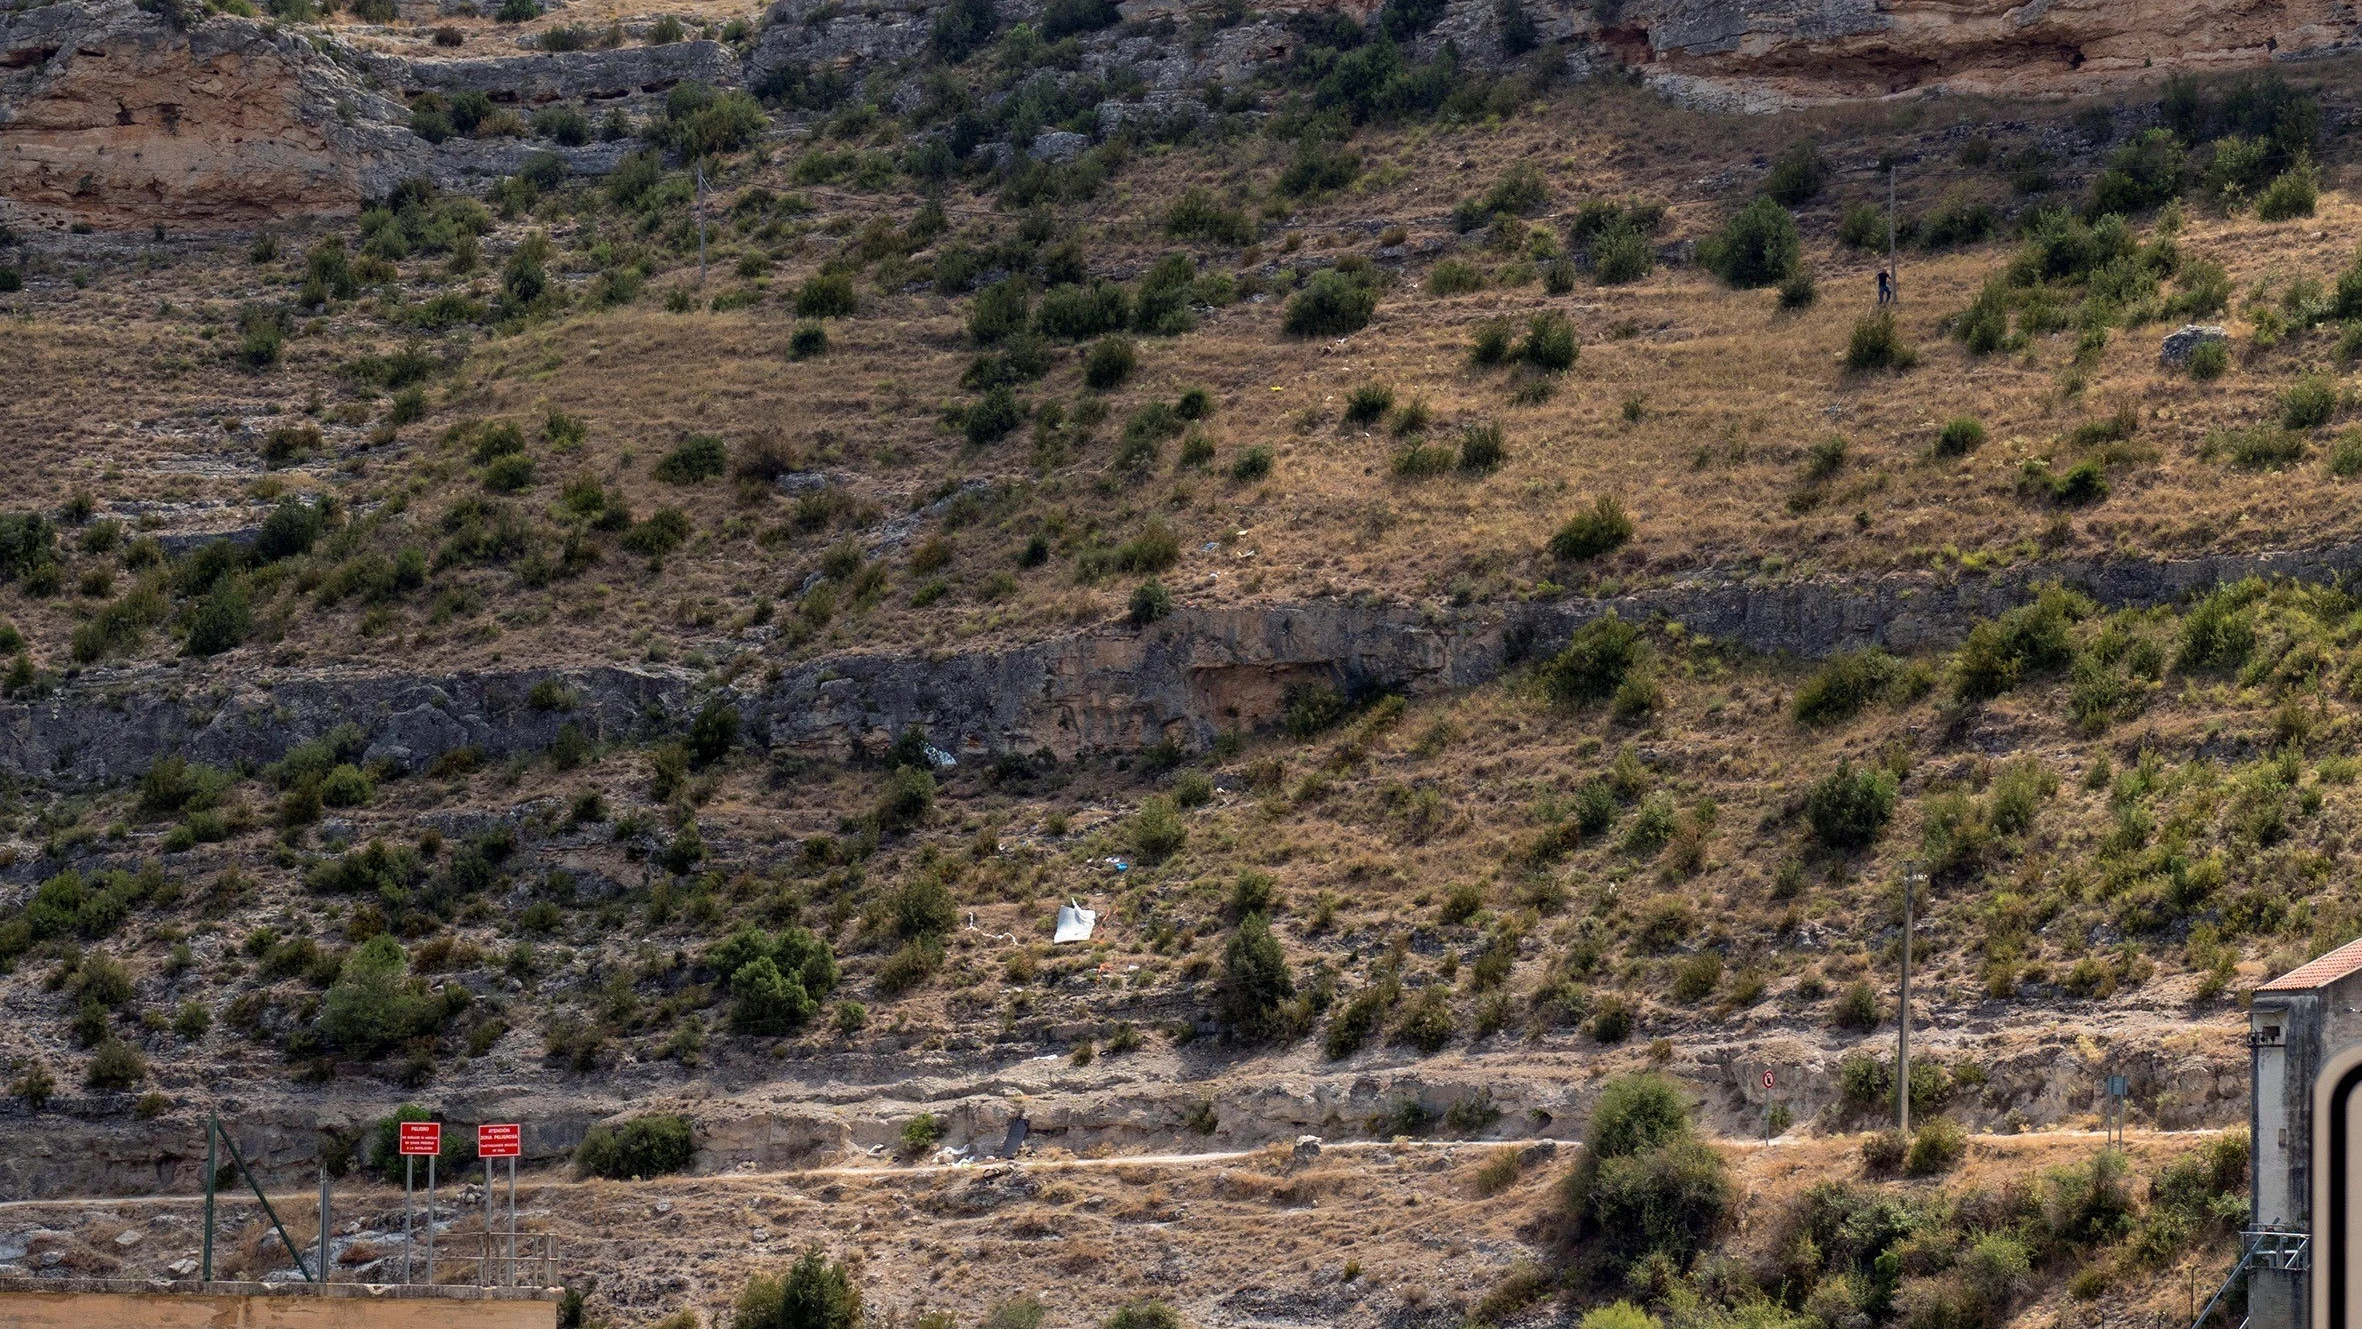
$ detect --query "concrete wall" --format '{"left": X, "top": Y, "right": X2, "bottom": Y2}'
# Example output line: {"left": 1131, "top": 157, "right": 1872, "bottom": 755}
{"left": 0, "top": 1278, "right": 554, "bottom": 1329}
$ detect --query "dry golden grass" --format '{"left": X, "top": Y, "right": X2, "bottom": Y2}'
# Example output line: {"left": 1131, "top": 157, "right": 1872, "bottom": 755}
{"left": 17, "top": 75, "right": 2362, "bottom": 679}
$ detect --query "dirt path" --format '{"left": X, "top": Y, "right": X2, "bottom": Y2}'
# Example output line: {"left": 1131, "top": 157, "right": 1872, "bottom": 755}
{"left": 0, "top": 1125, "right": 2230, "bottom": 1213}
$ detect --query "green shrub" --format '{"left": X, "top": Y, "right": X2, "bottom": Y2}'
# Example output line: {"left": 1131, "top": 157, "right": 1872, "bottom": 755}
{"left": 2256, "top": 157, "right": 2321, "bottom": 221}
{"left": 1398, "top": 986, "right": 1456, "bottom": 1053}
{"left": 1083, "top": 335, "right": 1137, "bottom": 390}
{"left": 319, "top": 764, "right": 373, "bottom": 808}
{"left": 1954, "top": 585, "right": 2085, "bottom": 700}
{"left": 1283, "top": 267, "right": 1380, "bottom": 336}
{"left": 483, "top": 453, "right": 536, "bottom": 492}
{"left": 1838, "top": 204, "right": 1888, "bottom": 250}
{"left": 1427, "top": 259, "right": 1485, "bottom": 296}
{"left": 1469, "top": 317, "right": 1513, "bottom": 366}
{"left": 1845, "top": 311, "right": 1917, "bottom": 371}
{"left": 2089, "top": 128, "right": 2186, "bottom": 216}
{"left": 1906, "top": 1117, "right": 1967, "bottom": 1175}
{"left": 1128, "top": 795, "right": 1187, "bottom": 863}
{"left": 1778, "top": 268, "right": 1818, "bottom": 308}
{"left": 1763, "top": 141, "right": 1827, "bottom": 205}
{"left": 1936, "top": 417, "right": 1986, "bottom": 456}
{"left": 654, "top": 434, "right": 728, "bottom": 483}
{"left": 1165, "top": 187, "right": 1255, "bottom": 245}
{"left": 734, "top": 1248, "right": 861, "bottom": 1329}
{"left": 1670, "top": 952, "right": 1721, "bottom": 1003}
{"left": 794, "top": 272, "right": 856, "bottom": 319}
{"left": 1592, "top": 222, "right": 1654, "bottom": 285}
{"left": 2209, "top": 424, "right": 2305, "bottom": 469}
{"left": 1104, "top": 1301, "right": 1183, "bottom": 1329}
{"left": 969, "top": 278, "right": 1030, "bottom": 344}
{"left": 184, "top": 580, "right": 253, "bottom": 657}
{"left": 320, "top": 936, "right": 448, "bottom": 1056}
{"left": 1519, "top": 312, "right": 1578, "bottom": 371}
{"left": 965, "top": 386, "right": 1024, "bottom": 445}
{"left": 1217, "top": 913, "right": 1295, "bottom": 1043}
{"left": 687, "top": 701, "right": 739, "bottom": 766}
{"left": 1458, "top": 422, "right": 1506, "bottom": 471}
{"left": 2283, "top": 373, "right": 2337, "bottom": 429}
{"left": 1544, "top": 613, "right": 1643, "bottom": 703}
{"left": 2176, "top": 580, "right": 2261, "bottom": 673}
{"left": 86, "top": 1038, "right": 146, "bottom": 1090}
{"left": 1391, "top": 443, "right": 1455, "bottom": 478}
{"left": 1700, "top": 197, "right": 1800, "bottom": 289}
{"left": 1792, "top": 649, "right": 1898, "bottom": 725}
{"left": 2330, "top": 428, "right": 2362, "bottom": 478}
{"left": 577, "top": 1113, "right": 695, "bottom": 1178}
{"left": 622, "top": 507, "right": 692, "bottom": 557}
{"left": 1229, "top": 446, "right": 1273, "bottom": 482}
{"left": 1128, "top": 578, "right": 1173, "bottom": 625}
{"left": 1831, "top": 980, "right": 1881, "bottom": 1031}
{"left": 788, "top": 322, "right": 828, "bottom": 359}
{"left": 1806, "top": 760, "right": 1897, "bottom": 850}
{"left": 1565, "top": 1072, "right": 1731, "bottom": 1275}
{"left": 1035, "top": 281, "right": 1130, "bottom": 340}
{"left": 1549, "top": 496, "right": 1633, "bottom": 562}
{"left": 730, "top": 957, "right": 817, "bottom": 1033}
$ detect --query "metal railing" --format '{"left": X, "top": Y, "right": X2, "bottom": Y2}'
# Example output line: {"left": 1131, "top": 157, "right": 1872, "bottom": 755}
{"left": 406, "top": 1231, "right": 559, "bottom": 1290}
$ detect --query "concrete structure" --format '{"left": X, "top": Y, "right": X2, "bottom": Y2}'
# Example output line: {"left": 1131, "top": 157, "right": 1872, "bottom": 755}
{"left": 0, "top": 1277, "right": 557, "bottom": 1328}
{"left": 2245, "top": 941, "right": 2362, "bottom": 1329}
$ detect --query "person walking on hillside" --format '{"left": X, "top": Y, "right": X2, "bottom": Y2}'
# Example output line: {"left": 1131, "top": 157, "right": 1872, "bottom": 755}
{"left": 1876, "top": 268, "right": 1893, "bottom": 306}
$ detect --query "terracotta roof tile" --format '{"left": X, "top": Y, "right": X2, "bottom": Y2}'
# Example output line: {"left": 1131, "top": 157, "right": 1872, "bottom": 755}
{"left": 2259, "top": 936, "right": 2362, "bottom": 992}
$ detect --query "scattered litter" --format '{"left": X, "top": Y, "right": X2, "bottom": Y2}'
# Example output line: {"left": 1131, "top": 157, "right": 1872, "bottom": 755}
{"left": 1000, "top": 1117, "right": 1030, "bottom": 1158}
{"left": 1054, "top": 900, "right": 1097, "bottom": 943}
{"left": 922, "top": 744, "right": 957, "bottom": 770}
{"left": 653, "top": 1200, "right": 673, "bottom": 1216}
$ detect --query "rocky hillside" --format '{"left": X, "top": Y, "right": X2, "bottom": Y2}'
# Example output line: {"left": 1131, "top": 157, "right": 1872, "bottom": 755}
{"left": 6, "top": 0, "right": 2358, "bottom": 228}
{"left": 2, "top": 0, "right": 2357, "bottom": 1324}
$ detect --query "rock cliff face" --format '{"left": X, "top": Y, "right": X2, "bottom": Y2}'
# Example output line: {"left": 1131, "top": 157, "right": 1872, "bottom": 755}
{"left": 0, "top": 0, "right": 423, "bottom": 228}
{"left": 1, "top": 545, "right": 2353, "bottom": 783}
{"left": 1621, "top": 0, "right": 2362, "bottom": 109}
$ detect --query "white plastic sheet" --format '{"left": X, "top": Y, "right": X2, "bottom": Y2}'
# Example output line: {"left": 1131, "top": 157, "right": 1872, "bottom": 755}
{"left": 1053, "top": 900, "right": 1097, "bottom": 943}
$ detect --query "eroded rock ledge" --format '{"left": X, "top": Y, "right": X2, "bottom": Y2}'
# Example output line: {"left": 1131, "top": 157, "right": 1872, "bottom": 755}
{"left": 4, "top": 544, "right": 2352, "bottom": 783}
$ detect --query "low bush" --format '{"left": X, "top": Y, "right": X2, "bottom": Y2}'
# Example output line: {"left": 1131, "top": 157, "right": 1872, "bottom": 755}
{"left": 1549, "top": 496, "right": 1632, "bottom": 562}
{"left": 575, "top": 1113, "right": 696, "bottom": 1178}
{"left": 1083, "top": 335, "right": 1137, "bottom": 390}
{"left": 1806, "top": 760, "right": 1897, "bottom": 850}
{"left": 1700, "top": 197, "right": 1800, "bottom": 289}
{"left": 1792, "top": 649, "right": 1897, "bottom": 725}
{"left": 1936, "top": 417, "right": 1986, "bottom": 456}
{"left": 1845, "top": 311, "right": 1917, "bottom": 371}
{"left": 794, "top": 272, "right": 857, "bottom": 318}
{"left": 1427, "top": 259, "right": 1485, "bottom": 296}
{"left": 654, "top": 434, "right": 728, "bottom": 483}
{"left": 1544, "top": 613, "right": 1643, "bottom": 704}
{"left": 1458, "top": 422, "right": 1507, "bottom": 471}
{"left": 1283, "top": 266, "right": 1381, "bottom": 337}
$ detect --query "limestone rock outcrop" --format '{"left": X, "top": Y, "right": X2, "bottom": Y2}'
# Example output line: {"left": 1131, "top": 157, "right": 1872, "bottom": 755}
{"left": 0, "top": 0, "right": 424, "bottom": 228}
{"left": 3, "top": 542, "right": 2358, "bottom": 783}
{"left": 1619, "top": 0, "right": 2362, "bottom": 108}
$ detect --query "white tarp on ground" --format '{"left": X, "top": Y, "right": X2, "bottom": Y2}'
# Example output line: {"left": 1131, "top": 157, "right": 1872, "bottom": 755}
{"left": 1053, "top": 901, "right": 1096, "bottom": 943}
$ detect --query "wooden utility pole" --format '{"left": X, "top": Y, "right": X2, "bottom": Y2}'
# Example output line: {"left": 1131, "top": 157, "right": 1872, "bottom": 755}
{"left": 696, "top": 165, "right": 708, "bottom": 288}
{"left": 1899, "top": 863, "right": 1920, "bottom": 1134}
{"left": 1886, "top": 164, "right": 1899, "bottom": 307}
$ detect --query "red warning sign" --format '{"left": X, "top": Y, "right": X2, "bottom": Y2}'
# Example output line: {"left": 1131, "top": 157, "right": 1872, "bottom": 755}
{"left": 398, "top": 1121, "right": 442, "bottom": 1156}
{"left": 477, "top": 1123, "right": 521, "bottom": 1158}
